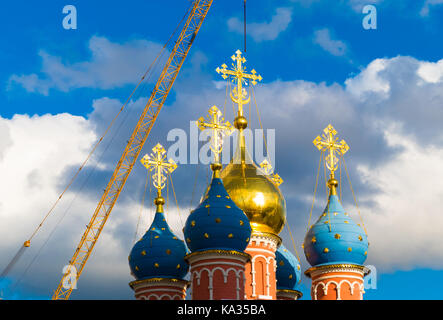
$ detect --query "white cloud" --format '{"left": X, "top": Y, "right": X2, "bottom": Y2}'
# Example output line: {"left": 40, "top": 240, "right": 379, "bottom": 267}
{"left": 0, "top": 99, "right": 191, "bottom": 299}
{"left": 313, "top": 28, "right": 347, "bottom": 57}
{"left": 345, "top": 58, "right": 390, "bottom": 98}
{"left": 420, "top": 0, "right": 443, "bottom": 16}
{"left": 225, "top": 55, "right": 443, "bottom": 272}
{"left": 5, "top": 47, "right": 443, "bottom": 297}
{"left": 0, "top": 113, "right": 99, "bottom": 297}
{"left": 359, "top": 124, "right": 443, "bottom": 271}
{"left": 227, "top": 7, "right": 292, "bottom": 42}
{"left": 7, "top": 36, "right": 165, "bottom": 95}
{"left": 0, "top": 113, "right": 96, "bottom": 245}
{"left": 417, "top": 59, "right": 443, "bottom": 83}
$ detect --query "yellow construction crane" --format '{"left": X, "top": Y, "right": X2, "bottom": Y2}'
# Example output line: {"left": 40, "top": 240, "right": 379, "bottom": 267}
{"left": 52, "top": 0, "right": 213, "bottom": 300}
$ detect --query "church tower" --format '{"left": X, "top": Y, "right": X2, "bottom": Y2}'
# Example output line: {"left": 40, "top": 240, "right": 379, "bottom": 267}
{"left": 303, "top": 125, "right": 369, "bottom": 300}
{"left": 128, "top": 144, "right": 189, "bottom": 300}
{"left": 217, "top": 50, "right": 287, "bottom": 300}
{"left": 183, "top": 106, "right": 252, "bottom": 300}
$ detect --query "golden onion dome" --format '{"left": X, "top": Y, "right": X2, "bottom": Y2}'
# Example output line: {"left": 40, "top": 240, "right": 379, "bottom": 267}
{"left": 220, "top": 116, "right": 286, "bottom": 235}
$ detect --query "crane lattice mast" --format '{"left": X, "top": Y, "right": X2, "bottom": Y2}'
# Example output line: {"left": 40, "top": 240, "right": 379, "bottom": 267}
{"left": 52, "top": 0, "right": 213, "bottom": 300}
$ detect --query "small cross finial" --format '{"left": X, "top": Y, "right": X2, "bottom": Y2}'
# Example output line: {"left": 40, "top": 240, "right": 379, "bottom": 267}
{"left": 272, "top": 173, "right": 283, "bottom": 187}
{"left": 140, "top": 143, "right": 177, "bottom": 196}
{"left": 216, "top": 50, "right": 262, "bottom": 118}
{"left": 259, "top": 159, "right": 284, "bottom": 187}
{"left": 313, "top": 124, "right": 349, "bottom": 178}
{"left": 198, "top": 106, "right": 234, "bottom": 167}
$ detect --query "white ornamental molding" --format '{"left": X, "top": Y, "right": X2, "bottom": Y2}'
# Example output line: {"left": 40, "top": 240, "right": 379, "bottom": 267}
{"left": 250, "top": 254, "right": 274, "bottom": 297}
{"left": 190, "top": 267, "right": 245, "bottom": 300}
{"left": 250, "top": 233, "right": 280, "bottom": 251}
{"left": 140, "top": 293, "right": 182, "bottom": 300}
{"left": 313, "top": 279, "right": 364, "bottom": 300}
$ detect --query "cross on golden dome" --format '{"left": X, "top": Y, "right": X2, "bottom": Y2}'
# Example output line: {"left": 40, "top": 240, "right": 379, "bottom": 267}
{"left": 216, "top": 50, "right": 262, "bottom": 117}
{"left": 259, "top": 159, "right": 284, "bottom": 187}
{"left": 140, "top": 143, "right": 177, "bottom": 195}
{"left": 198, "top": 106, "right": 234, "bottom": 166}
{"left": 313, "top": 124, "right": 349, "bottom": 178}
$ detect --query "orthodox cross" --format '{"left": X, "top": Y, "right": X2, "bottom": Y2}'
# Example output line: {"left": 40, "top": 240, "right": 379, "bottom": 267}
{"left": 313, "top": 124, "right": 349, "bottom": 179}
{"left": 260, "top": 159, "right": 284, "bottom": 187}
{"left": 198, "top": 106, "right": 234, "bottom": 165}
{"left": 216, "top": 50, "right": 262, "bottom": 117}
{"left": 140, "top": 143, "right": 177, "bottom": 196}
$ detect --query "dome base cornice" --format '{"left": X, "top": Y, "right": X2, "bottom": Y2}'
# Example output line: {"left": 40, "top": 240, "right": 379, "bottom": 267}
{"left": 277, "top": 289, "right": 303, "bottom": 300}
{"left": 185, "top": 249, "right": 251, "bottom": 264}
{"left": 251, "top": 231, "right": 282, "bottom": 248}
{"left": 129, "top": 277, "right": 189, "bottom": 290}
{"left": 305, "top": 263, "right": 371, "bottom": 278}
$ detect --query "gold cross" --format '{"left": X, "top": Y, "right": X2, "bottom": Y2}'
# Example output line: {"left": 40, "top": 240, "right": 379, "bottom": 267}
{"left": 313, "top": 124, "right": 349, "bottom": 177}
{"left": 140, "top": 143, "right": 177, "bottom": 194}
{"left": 260, "top": 159, "right": 284, "bottom": 187}
{"left": 216, "top": 50, "right": 262, "bottom": 117}
{"left": 198, "top": 106, "right": 234, "bottom": 164}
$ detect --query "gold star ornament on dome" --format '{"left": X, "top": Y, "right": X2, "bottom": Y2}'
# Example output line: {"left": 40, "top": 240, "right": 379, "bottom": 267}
{"left": 216, "top": 50, "right": 262, "bottom": 117}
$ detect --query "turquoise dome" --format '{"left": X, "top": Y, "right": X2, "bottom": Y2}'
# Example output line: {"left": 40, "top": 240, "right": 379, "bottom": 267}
{"left": 304, "top": 194, "right": 368, "bottom": 267}
{"left": 276, "top": 244, "right": 301, "bottom": 291}
{"left": 129, "top": 207, "right": 189, "bottom": 280}
{"left": 184, "top": 177, "right": 252, "bottom": 253}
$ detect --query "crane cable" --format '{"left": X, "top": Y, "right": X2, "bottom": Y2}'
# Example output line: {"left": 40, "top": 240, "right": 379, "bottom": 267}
{"left": 166, "top": 172, "right": 170, "bottom": 215}
{"left": 285, "top": 223, "right": 301, "bottom": 264}
{"left": 133, "top": 172, "right": 151, "bottom": 244}
{"left": 10, "top": 69, "right": 158, "bottom": 292}
{"left": 251, "top": 86, "right": 268, "bottom": 156}
{"left": 250, "top": 86, "right": 303, "bottom": 263}
{"left": 1, "top": 75, "right": 146, "bottom": 283}
{"left": 243, "top": 0, "right": 247, "bottom": 53}
{"left": 322, "top": 152, "right": 333, "bottom": 231}
{"left": 222, "top": 77, "right": 229, "bottom": 119}
{"left": 189, "top": 165, "right": 200, "bottom": 209}
{"left": 342, "top": 156, "right": 368, "bottom": 237}
{"left": 24, "top": 0, "right": 191, "bottom": 246}
{"left": 323, "top": 152, "right": 328, "bottom": 198}
{"left": 0, "top": 0, "right": 194, "bottom": 284}
{"left": 248, "top": 85, "right": 251, "bottom": 126}
{"left": 339, "top": 153, "right": 343, "bottom": 202}
{"left": 169, "top": 172, "right": 184, "bottom": 229}
{"left": 23, "top": 32, "right": 168, "bottom": 245}
{"left": 306, "top": 150, "right": 323, "bottom": 231}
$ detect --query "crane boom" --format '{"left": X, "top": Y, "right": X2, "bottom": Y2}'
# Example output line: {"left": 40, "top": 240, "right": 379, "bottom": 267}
{"left": 52, "top": 0, "right": 213, "bottom": 300}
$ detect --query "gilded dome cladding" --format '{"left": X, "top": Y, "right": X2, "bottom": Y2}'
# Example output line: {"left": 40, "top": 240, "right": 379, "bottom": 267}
{"left": 220, "top": 131, "right": 286, "bottom": 235}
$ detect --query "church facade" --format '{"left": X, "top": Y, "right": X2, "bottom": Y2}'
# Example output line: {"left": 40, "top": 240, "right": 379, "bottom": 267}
{"left": 127, "top": 50, "right": 369, "bottom": 301}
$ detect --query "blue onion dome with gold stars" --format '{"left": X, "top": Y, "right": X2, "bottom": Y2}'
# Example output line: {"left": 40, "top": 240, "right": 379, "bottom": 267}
{"left": 129, "top": 196, "right": 189, "bottom": 280}
{"left": 184, "top": 163, "right": 252, "bottom": 253}
{"left": 276, "top": 244, "right": 302, "bottom": 291}
{"left": 303, "top": 179, "right": 369, "bottom": 267}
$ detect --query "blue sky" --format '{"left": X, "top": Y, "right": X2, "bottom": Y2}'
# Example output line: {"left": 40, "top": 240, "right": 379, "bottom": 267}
{"left": 3, "top": 0, "right": 443, "bottom": 118}
{"left": 1, "top": 0, "right": 443, "bottom": 300}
